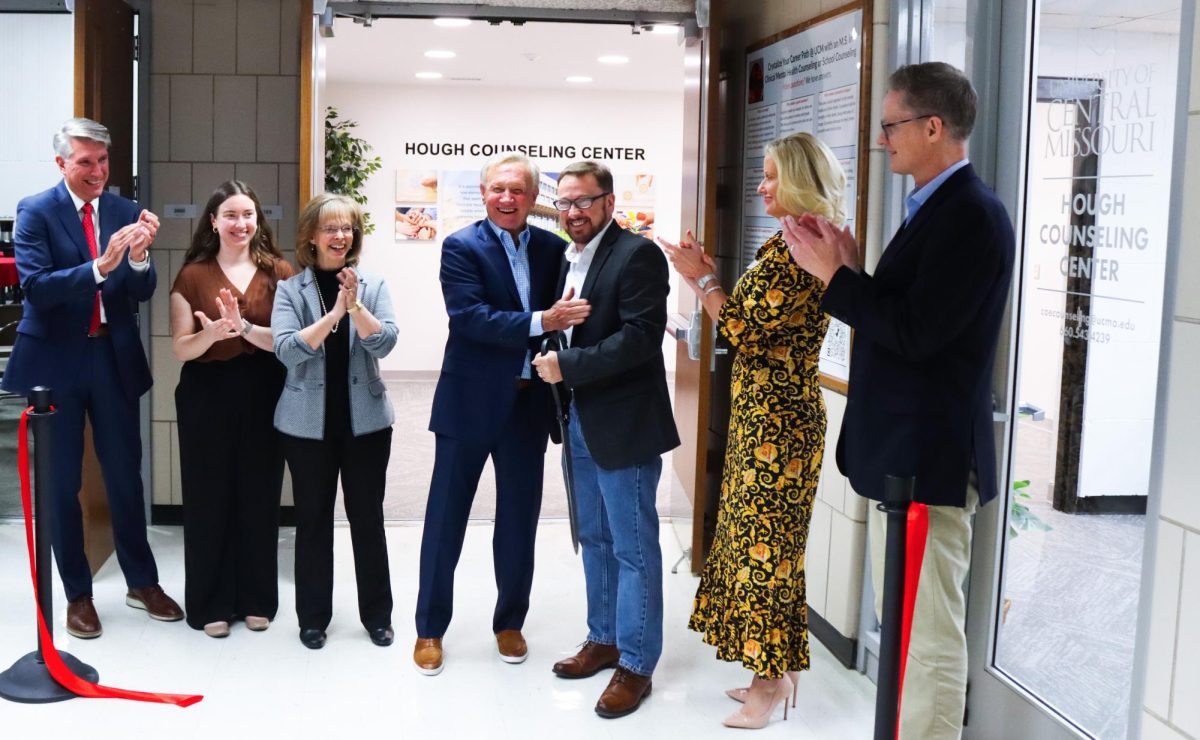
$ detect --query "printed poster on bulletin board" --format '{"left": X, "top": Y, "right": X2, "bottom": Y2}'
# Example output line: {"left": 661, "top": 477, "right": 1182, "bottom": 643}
{"left": 743, "top": 2, "right": 871, "bottom": 393}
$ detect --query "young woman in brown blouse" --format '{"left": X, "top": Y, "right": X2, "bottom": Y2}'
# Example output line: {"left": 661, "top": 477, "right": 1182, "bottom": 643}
{"left": 170, "top": 180, "right": 294, "bottom": 638}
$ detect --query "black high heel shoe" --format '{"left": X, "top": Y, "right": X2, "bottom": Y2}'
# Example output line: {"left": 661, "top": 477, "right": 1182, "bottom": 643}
{"left": 300, "top": 628, "right": 327, "bottom": 649}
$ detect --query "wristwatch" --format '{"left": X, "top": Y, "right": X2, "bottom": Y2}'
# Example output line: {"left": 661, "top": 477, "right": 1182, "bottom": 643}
{"left": 347, "top": 300, "right": 364, "bottom": 313}
{"left": 696, "top": 273, "right": 718, "bottom": 291}
{"left": 240, "top": 318, "right": 253, "bottom": 336}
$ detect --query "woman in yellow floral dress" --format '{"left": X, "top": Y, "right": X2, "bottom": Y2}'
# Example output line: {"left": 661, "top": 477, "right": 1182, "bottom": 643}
{"left": 660, "top": 132, "right": 846, "bottom": 729}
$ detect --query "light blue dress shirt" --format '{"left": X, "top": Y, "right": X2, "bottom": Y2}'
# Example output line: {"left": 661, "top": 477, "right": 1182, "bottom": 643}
{"left": 904, "top": 159, "right": 970, "bottom": 225}
{"left": 487, "top": 219, "right": 544, "bottom": 378}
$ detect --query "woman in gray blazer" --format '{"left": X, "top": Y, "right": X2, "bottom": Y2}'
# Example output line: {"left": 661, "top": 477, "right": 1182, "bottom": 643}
{"left": 273, "top": 193, "right": 398, "bottom": 650}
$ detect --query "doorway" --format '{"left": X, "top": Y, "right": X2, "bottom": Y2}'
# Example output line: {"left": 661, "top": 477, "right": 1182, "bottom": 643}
{"left": 312, "top": 13, "right": 696, "bottom": 524}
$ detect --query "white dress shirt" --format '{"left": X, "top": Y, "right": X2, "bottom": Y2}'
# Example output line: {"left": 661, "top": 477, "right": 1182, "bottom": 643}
{"left": 65, "top": 184, "right": 150, "bottom": 324}
{"left": 561, "top": 219, "right": 611, "bottom": 345}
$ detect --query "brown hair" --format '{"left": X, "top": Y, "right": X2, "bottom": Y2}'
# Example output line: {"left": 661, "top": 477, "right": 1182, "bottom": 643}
{"left": 557, "top": 160, "right": 614, "bottom": 193}
{"left": 888, "top": 62, "right": 977, "bottom": 141}
{"left": 296, "top": 192, "right": 365, "bottom": 268}
{"left": 186, "top": 180, "right": 283, "bottom": 274}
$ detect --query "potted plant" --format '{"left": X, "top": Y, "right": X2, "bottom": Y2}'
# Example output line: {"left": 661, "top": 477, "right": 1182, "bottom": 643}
{"left": 324, "top": 106, "right": 383, "bottom": 234}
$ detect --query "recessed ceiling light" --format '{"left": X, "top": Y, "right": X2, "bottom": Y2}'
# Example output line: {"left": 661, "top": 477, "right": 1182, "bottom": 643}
{"left": 651, "top": 24, "right": 679, "bottom": 34}
{"left": 424, "top": 50, "right": 456, "bottom": 59}
{"left": 565, "top": 75, "right": 593, "bottom": 83}
{"left": 598, "top": 55, "right": 629, "bottom": 64}
{"left": 415, "top": 71, "right": 444, "bottom": 80}
{"left": 433, "top": 18, "right": 471, "bottom": 28}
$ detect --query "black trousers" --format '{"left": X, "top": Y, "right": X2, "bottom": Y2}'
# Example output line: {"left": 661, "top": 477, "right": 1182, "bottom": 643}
{"left": 176, "top": 352, "right": 285, "bottom": 629}
{"left": 283, "top": 426, "right": 393, "bottom": 631}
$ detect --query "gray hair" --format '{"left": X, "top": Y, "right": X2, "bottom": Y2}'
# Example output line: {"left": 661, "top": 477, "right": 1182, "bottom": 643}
{"left": 53, "top": 118, "right": 112, "bottom": 159}
{"left": 480, "top": 152, "right": 539, "bottom": 191}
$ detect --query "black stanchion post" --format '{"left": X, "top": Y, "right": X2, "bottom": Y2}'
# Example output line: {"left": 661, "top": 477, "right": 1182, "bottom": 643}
{"left": 873, "top": 474, "right": 915, "bottom": 740}
{"left": 0, "top": 386, "right": 98, "bottom": 703}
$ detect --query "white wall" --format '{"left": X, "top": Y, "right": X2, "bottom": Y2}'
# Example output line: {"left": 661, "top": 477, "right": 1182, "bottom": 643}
{"left": 325, "top": 82, "right": 685, "bottom": 374}
{"left": 1141, "top": 7, "right": 1200, "bottom": 737}
{"left": 0, "top": 13, "right": 74, "bottom": 218}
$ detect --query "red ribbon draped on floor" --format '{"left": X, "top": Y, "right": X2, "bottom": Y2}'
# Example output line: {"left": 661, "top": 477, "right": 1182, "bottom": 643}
{"left": 18, "top": 407, "right": 202, "bottom": 707}
{"left": 895, "top": 501, "right": 929, "bottom": 738}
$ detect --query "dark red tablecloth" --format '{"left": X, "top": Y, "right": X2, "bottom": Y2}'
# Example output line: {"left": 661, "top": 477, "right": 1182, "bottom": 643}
{"left": 0, "top": 257, "right": 17, "bottom": 288}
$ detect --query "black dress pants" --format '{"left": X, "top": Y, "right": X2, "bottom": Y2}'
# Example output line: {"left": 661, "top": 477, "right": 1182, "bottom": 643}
{"left": 176, "top": 351, "right": 286, "bottom": 629}
{"left": 283, "top": 426, "right": 393, "bottom": 631}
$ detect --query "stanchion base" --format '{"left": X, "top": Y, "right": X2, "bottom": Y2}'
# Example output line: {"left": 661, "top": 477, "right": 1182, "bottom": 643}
{"left": 0, "top": 651, "right": 98, "bottom": 704}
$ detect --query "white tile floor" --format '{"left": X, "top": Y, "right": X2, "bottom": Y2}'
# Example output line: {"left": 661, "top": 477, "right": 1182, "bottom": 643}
{"left": 0, "top": 520, "right": 875, "bottom": 738}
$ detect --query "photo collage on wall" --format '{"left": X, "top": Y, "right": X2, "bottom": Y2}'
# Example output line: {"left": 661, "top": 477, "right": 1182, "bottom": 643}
{"left": 395, "top": 167, "right": 656, "bottom": 244}
{"left": 394, "top": 170, "right": 439, "bottom": 242}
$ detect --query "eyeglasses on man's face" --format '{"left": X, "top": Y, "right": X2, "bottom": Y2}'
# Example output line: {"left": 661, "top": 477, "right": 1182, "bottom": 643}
{"left": 879, "top": 114, "right": 934, "bottom": 141}
{"left": 552, "top": 192, "right": 610, "bottom": 212}
{"left": 320, "top": 225, "right": 355, "bottom": 236}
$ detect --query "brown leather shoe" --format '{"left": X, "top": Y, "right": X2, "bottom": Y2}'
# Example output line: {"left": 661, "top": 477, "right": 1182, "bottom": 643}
{"left": 595, "top": 667, "right": 653, "bottom": 719}
{"left": 414, "top": 637, "right": 444, "bottom": 676}
{"left": 553, "top": 640, "right": 620, "bottom": 679}
{"left": 125, "top": 584, "right": 184, "bottom": 621}
{"left": 495, "top": 629, "right": 527, "bottom": 664}
{"left": 66, "top": 596, "right": 102, "bottom": 639}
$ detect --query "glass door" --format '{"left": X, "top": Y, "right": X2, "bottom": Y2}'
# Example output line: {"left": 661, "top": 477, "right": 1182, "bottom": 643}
{"left": 965, "top": 1, "right": 1185, "bottom": 738}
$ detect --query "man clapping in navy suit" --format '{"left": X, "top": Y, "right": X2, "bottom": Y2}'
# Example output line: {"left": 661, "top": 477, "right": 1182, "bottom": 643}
{"left": 3, "top": 118, "right": 183, "bottom": 638}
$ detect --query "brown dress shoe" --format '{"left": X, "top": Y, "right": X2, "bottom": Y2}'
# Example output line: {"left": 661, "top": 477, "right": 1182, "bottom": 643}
{"left": 495, "top": 629, "right": 527, "bottom": 664}
{"left": 553, "top": 640, "right": 620, "bottom": 679}
{"left": 125, "top": 584, "right": 184, "bottom": 621}
{"left": 595, "top": 667, "right": 653, "bottom": 719}
{"left": 66, "top": 596, "right": 102, "bottom": 639}
{"left": 414, "top": 637, "right": 444, "bottom": 676}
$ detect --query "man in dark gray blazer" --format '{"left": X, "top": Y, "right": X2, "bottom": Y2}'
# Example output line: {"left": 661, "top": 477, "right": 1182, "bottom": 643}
{"left": 533, "top": 161, "right": 679, "bottom": 719}
{"left": 787, "top": 63, "right": 1015, "bottom": 739}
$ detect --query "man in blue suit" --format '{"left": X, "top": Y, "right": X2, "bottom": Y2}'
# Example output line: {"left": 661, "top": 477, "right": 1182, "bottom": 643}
{"left": 414, "top": 153, "right": 590, "bottom": 675}
{"left": 787, "top": 64, "right": 1015, "bottom": 739}
{"left": 2, "top": 118, "right": 182, "bottom": 639}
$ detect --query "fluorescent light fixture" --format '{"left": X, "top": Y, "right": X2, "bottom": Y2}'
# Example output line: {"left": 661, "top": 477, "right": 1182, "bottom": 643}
{"left": 415, "top": 71, "right": 444, "bottom": 80}
{"left": 598, "top": 55, "right": 629, "bottom": 65}
{"left": 433, "top": 17, "right": 471, "bottom": 28}
{"left": 651, "top": 24, "right": 679, "bottom": 34}
{"left": 565, "top": 75, "right": 593, "bottom": 83}
{"left": 424, "top": 50, "right": 457, "bottom": 59}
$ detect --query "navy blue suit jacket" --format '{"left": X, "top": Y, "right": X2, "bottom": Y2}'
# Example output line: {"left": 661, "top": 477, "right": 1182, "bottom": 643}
{"left": 429, "top": 219, "right": 565, "bottom": 444}
{"left": 1, "top": 181, "right": 156, "bottom": 402}
{"left": 822, "top": 164, "right": 1014, "bottom": 507}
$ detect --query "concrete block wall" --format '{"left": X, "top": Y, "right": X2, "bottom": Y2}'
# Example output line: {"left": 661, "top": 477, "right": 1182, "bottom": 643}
{"left": 1142, "top": 7, "right": 1200, "bottom": 737}
{"left": 146, "top": 0, "right": 302, "bottom": 507}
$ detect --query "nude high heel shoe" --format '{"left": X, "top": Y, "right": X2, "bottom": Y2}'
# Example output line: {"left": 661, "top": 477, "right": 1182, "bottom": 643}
{"left": 722, "top": 674, "right": 793, "bottom": 729}
{"left": 726, "top": 671, "right": 799, "bottom": 707}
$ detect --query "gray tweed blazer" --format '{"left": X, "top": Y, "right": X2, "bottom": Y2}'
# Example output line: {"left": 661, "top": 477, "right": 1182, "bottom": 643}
{"left": 272, "top": 267, "right": 398, "bottom": 439}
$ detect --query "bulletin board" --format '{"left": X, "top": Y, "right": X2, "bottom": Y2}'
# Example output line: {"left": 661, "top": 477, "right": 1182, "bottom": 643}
{"left": 743, "top": 1, "right": 872, "bottom": 394}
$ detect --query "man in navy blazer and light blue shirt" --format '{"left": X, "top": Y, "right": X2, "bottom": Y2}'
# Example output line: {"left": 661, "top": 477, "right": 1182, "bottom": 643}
{"left": 2, "top": 118, "right": 183, "bottom": 639}
{"left": 787, "top": 63, "right": 1015, "bottom": 739}
{"left": 414, "top": 152, "right": 590, "bottom": 675}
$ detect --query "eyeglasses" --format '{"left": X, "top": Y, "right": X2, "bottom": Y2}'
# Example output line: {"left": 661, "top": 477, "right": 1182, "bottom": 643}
{"left": 552, "top": 192, "right": 610, "bottom": 212}
{"left": 320, "top": 225, "right": 356, "bottom": 236}
{"left": 880, "top": 114, "right": 934, "bottom": 140}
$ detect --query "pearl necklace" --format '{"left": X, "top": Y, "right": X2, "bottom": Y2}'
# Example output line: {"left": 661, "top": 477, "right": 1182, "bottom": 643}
{"left": 316, "top": 283, "right": 339, "bottom": 333}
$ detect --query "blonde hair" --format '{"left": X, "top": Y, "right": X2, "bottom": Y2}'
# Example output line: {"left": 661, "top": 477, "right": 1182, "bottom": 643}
{"left": 764, "top": 132, "right": 847, "bottom": 225}
{"left": 296, "top": 193, "right": 364, "bottom": 268}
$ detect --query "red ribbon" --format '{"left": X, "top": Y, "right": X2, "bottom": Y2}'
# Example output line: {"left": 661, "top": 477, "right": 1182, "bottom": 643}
{"left": 895, "top": 501, "right": 929, "bottom": 738}
{"left": 18, "top": 406, "right": 202, "bottom": 707}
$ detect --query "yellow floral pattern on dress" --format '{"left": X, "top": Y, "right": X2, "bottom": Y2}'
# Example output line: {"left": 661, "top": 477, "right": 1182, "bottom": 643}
{"left": 688, "top": 231, "right": 829, "bottom": 679}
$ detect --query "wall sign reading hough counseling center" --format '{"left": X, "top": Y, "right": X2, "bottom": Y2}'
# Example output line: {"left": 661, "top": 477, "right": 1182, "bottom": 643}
{"left": 742, "top": 2, "right": 871, "bottom": 393}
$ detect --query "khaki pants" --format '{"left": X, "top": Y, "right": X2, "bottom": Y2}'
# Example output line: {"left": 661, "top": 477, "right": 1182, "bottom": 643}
{"left": 870, "top": 483, "right": 979, "bottom": 740}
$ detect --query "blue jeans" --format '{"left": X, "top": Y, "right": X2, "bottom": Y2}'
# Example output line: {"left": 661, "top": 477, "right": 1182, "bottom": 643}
{"left": 568, "top": 406, "right": 663, "bottom": 676}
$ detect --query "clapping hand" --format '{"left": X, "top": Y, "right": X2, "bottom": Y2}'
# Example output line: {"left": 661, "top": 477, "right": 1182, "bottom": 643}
{"left": 194, "top": 309, "right": 240, "bottom": 343}
{"left": 336, "top": 268, "right": 358, "bottom": 309}
{"left": 781, "top": 214, "right": 859, "bottom": 285}
{"left": 658, "top": 230, "right": 716, "bottom": 281}
{"left": 215, "top": 288, "right": 243, "bottom": 331}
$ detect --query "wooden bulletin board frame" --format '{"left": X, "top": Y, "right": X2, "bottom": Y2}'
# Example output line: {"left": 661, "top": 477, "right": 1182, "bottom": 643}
{"left": 743, "top": 1, "right": 873, "bottom": 395}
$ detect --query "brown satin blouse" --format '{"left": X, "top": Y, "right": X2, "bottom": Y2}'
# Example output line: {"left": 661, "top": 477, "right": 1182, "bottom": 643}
{"left": 170, "top": 258, "right": 295, "bottom": 362}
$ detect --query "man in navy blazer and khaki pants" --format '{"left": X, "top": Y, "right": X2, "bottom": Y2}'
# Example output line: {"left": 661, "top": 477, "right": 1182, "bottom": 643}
{"left": 2, "top": 118, "right": 183, "bottom": 639}
{"left": 788, "top": 64, "right": 1015, "bottom": 739}
{"left": 414, "top": 152, "right": 589, "bottom": 674}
